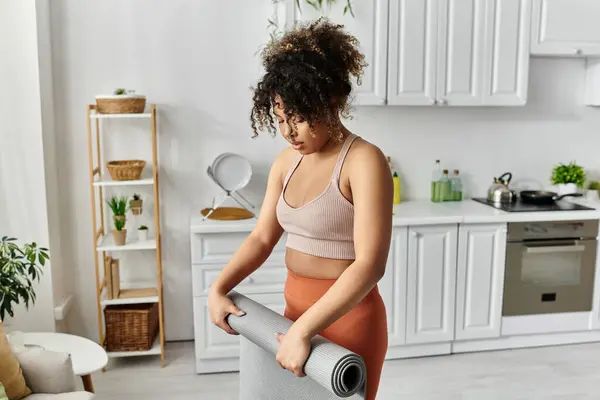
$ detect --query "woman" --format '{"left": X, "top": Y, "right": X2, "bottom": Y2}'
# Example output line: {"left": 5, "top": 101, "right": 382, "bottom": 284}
{"left": 208, "top": 18, "right": 393, "bottom": 399}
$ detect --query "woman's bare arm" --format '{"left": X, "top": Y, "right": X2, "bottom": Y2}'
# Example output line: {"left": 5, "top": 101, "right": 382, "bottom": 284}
{"left": 288, "top": 142, "right": 393, "bottom": 339}
{"left": 209, "top": 149, "right": 292, "bottom": 295}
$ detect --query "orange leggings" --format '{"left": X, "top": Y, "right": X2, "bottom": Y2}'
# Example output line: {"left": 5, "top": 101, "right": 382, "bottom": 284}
{"left": 283, "top": 268, "right": 388, "bottom": 400}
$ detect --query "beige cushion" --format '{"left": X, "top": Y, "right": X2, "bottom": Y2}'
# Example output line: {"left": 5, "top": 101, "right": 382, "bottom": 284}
{"left": 14, "top": 348, "right": 76, "bottom": 394}
{"left": 0, "top": 322, "right": 31, "bottom": 400}
{"left": 26, "top": 394, "right": 94, "bottom": 400}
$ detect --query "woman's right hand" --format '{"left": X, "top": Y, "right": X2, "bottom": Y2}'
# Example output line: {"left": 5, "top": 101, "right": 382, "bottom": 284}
{"left": 208, "top": 288, "right": 246, "bottom": 335}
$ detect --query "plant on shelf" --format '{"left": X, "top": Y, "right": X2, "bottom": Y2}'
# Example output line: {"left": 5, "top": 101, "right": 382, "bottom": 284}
{"left": 130, "top": 193, "right": 143, "bottom": 215}
{"left": 0, "top": 236, "right": 49, "bottom": 321}
{"left": 551, "top": 161, "right": 586, "bottom": 195}
{"left": 137, "top": 225, "right": 149, "bottom": 241}
{"left": 107, "top": 196, "right": 128, "bottom": 223}
{"left": 113, "top": 217, "right": 127, "bottom": 246}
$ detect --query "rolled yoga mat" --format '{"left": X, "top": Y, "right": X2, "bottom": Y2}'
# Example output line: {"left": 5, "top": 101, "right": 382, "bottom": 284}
{"left": 227, "top": 291, "right": 367, "bottom": 400}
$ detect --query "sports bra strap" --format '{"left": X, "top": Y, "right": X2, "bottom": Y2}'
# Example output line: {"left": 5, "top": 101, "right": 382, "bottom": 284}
{"left": 283, "top": 153, "right": 303, "bottom": 188}
{"left": 332, "top": 134, "right": 358, "bottom": 180}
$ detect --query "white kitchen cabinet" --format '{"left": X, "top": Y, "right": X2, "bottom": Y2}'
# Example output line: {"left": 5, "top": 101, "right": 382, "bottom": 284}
{"left": 531, "top": 0, "right": 600, "bottom": 56}
{"left": 481, "top": 0, "right": 532, "bottom": 105}
{"left": 386, "top": 0, "right": 439, "bottom": 105}
{"left": 387, "top": 0, "right": 531, "bottom": 106}
{"left": 406, "top": 224, "right": 458, "bottom": 344}
{"left": 436, "top": 0, "right": 487, "bottom": 106}
{"left": 454, "top": 223, "right": 507, "bottom": 341}
{"left": 286, "top": 0, "right": 389, "bottom": 105}
{"left": 194, "top": 292, "right": 286, "bottom": 373}
{"left": 379, "top": 227, "right": 409, "bottom": 347}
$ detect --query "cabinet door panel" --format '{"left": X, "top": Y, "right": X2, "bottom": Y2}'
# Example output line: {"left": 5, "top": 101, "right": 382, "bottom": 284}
{"left": 437, "top": 0, "right": 486, "bottom": 105}
{"left": 289, "top": 0, "right": 389, "bottom": 105}
{"left": 194, "top": 293, "right": 286, "bottom": 361}
{"left": 387, "top": 0, "right": 438, "bottom": 105}
{"left": 482, "top": 0, "right": 531, "bottom": 105}
{"left": 531, "top": 0, "right": 600, "bottom": 56}
{"left": 406, "top": 224, "right": 457, "bottom": 344}
{"left": 379, "top": 227, "right": 408, "bottom": 348}
{"left": 455, "top": 224, "right": 507, "bottom": 341}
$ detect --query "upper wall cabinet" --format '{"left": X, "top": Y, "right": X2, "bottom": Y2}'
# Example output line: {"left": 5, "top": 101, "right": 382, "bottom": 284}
{"left": 531, "top": 0, "right": 600, "bottom": 56}
{"left": 282, "top": 0, "right": 531, "bottom": 106}
{"left": 286, "top": 0, "right": 389, "bottom": 105}
{"left": 387, "top": 0, "right": 532, "bottom": 106}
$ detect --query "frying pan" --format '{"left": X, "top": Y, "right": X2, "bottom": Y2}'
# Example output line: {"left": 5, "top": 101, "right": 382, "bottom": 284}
{"left": 520, "top": 190, "right": 582, "bottom": 205}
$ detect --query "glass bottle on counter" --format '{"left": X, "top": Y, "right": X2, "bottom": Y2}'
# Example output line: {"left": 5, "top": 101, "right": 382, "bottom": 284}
{"left": 431, "top": 160, "right": 442, "bottom": 202}
{"left": 449, "top": 169, "right": 463, "bottom": 201}
{"left": 439, "top": 169, "right": 451, "bottom": 201}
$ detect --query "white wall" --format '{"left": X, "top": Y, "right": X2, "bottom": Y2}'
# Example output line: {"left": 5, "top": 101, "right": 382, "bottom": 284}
{"left": 0, "top": 0, "right": 67, "bottom": 332}
{"left": 49, "top": 0, "right": 600, "bottom": 341}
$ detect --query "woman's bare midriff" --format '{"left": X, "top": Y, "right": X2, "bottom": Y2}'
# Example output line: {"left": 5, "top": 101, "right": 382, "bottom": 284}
{"left": 285, "top": 248, "right": 353, "bottom": 279}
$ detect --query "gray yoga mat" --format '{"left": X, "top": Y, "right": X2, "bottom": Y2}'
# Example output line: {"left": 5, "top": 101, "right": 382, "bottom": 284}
{"left": 227, "top": 291, "right": 366, "bottom": 400}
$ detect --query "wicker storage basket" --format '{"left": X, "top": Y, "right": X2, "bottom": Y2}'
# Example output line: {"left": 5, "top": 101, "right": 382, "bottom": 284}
{"left": 95, "top": 95, "right": 146, "bottom": 114}
{"left": 107, "top": 160, "right": 146, "bottom": 181}
{"left": 104, "top": 303, "right": 159, "bottom": 352}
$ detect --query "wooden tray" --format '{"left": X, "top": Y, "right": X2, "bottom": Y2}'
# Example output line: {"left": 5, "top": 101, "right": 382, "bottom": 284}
{"left": 201, "top": 207, "right": 254, "bottom": 220}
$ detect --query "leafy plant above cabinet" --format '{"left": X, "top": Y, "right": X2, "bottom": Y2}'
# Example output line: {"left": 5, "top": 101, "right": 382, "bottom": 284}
{"left": 268, "top": 0, "right": 355, "bottom": 40}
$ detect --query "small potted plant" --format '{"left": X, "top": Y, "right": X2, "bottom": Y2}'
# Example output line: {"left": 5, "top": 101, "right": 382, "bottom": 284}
{"left": 551, "top": 161, "right": 586, "bottom": 195}
{"left": 107, "top": 196, "right": 128, "bottom": 223}
{"left": 0, "top": 236, "right": 49, "bottom": 323}
{"left": 130, "top": 193, "right": 143, "bottom": 215}
{"left": 137, "top": 225, "right": 149, "bottom": 241}
{"left": 113, "top": 217, "right": 127, "bottom": 246}
{"left": 587, "top": 180, "right": 600, "bottom": 200}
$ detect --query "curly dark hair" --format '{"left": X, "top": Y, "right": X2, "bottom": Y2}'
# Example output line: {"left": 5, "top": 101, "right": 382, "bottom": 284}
{"left": 250, "top": 17, "right": 367, "bottom": 140}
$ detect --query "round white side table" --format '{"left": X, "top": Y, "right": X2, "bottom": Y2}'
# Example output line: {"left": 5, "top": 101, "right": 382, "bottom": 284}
{"left": 23, "top": 332, "right": 108, "bottom": 393}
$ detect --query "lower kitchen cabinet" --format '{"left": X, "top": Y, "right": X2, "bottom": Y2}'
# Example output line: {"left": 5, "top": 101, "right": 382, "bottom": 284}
{"left": 405, "top": 224, "right": 458, "bottom": 344}
{"left": 193, "top": 292, "right": 286, "bottom": 373}
{"left": 379, "top": 227, "right": 409, "bottom": 347}
{"left": 454, "top": 223, "right": 508, "bottom": 341}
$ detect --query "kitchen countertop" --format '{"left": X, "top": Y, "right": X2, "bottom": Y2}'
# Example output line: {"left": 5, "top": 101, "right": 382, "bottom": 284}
{"left": 190, "top": 198, "right": 600, "bottom": 233}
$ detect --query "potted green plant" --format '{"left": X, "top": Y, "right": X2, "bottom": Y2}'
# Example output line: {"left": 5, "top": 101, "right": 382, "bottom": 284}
{"left": 113, "top": 217, "right": 127, "bottom": 246}
{"left": 587, "top": 180, "right": 600, "bottom": 200}
{"left": 130, "top": 193, "right": 143, "bottom": 215}
{"left": 137, "top": 225, "right": 149, "bottom": 241}
{"left": 107, "top": 196, "right": 128, "bottom": 223}
{"left": 0, "top": 236, "right": 49, "bottom": 322}
{"left": 551, "top": 161, "right": 586, "bottom": 195}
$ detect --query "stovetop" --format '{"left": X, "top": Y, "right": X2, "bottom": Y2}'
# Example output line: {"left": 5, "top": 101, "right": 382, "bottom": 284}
{"left": 472, "top": 197, "right": 596, "bottom": 212}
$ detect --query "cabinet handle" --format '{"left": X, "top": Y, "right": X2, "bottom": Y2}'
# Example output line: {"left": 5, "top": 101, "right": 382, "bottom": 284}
{"left": 574, "top": 48, "right": 583, "bottom": 55}
{"left": 430, "top": 99, "right": 437, "bottom": 105}
{"left": 411, "top": 232, "right": 419, "bottom": 238}
{"left": 440, "top": 99, "right": 448, "bottom": 106}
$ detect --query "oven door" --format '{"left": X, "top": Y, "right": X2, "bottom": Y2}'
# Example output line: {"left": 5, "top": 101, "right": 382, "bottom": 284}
{"left": 503, "top": 239, "right": 597, "bottom": 316}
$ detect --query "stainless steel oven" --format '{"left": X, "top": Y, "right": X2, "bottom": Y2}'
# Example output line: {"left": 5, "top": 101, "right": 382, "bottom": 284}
{"left": 503, "top": 219, "right": 599, "bottom": 316}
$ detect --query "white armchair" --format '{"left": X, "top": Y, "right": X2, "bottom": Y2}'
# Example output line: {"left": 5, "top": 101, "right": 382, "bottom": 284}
{"left": 14, "top": 347, "right": 95, "bottom": 400}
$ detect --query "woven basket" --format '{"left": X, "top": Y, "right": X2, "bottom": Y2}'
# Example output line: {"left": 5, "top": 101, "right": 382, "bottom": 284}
{"left": 95, "top": 95, "right": 146, "bottom": 114}
{"left": 107, "top": 160, "right": 146, "bottom": 181}
{"left": 104, "top": 303, "right": 159, "bottom": 352}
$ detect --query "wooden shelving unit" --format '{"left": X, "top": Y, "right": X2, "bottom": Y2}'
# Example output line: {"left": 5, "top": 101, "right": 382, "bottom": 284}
{"left": 86, "top": 104, "right": 165, "bottom": 367}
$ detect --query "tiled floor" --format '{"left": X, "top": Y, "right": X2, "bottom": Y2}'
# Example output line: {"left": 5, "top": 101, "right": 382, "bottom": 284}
{"left": 91, "top": 340, "right": 600, "bottom": 399}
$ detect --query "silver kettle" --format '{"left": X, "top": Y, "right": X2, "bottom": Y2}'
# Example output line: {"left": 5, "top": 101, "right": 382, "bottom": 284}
{"left": 488, "top": 173, "right": 515, "bottom": 203}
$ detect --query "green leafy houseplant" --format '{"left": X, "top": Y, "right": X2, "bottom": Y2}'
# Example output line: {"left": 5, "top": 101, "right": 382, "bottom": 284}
{"left": 0, "top": 236, "right": 49, "bottom": 321}
{"left": 113, "top": 217, "right": 127, "bottom": 246}
{"left": 107, "top": 196, "right": 129, "bottom": 222}
{"left": 551, "top": 161, "right": 586, "bottom": 187}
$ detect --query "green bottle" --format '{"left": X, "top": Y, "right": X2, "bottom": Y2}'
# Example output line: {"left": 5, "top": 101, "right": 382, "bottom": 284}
{"left": 431, "top": 160, "right": 441, "bottom": 202}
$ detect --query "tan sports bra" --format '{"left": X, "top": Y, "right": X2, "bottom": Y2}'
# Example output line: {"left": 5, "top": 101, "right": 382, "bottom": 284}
{"left": 276, "top": 134, "right": 358, "bottom": 260}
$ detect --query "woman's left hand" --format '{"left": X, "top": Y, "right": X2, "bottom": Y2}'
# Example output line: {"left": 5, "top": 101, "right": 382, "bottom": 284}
{"left": 275, "top": 326, "right": 311, "bottom": 377}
